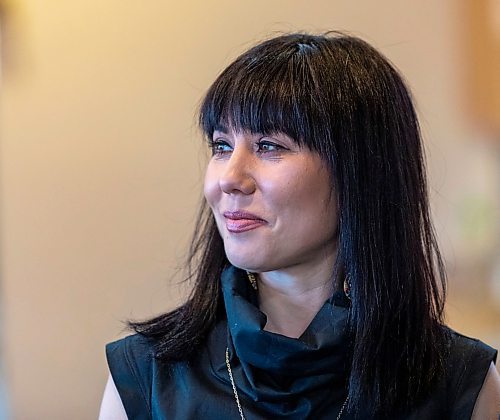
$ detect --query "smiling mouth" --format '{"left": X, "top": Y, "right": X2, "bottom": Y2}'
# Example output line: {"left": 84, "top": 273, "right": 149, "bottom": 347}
{"left": 223, "top": 211, "right": 267, "bottom": 233}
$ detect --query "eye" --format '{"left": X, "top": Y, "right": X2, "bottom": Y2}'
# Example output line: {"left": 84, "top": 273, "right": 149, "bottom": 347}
{"left": 256, "top": 140, "right": 285, "bottom": 154}
{"left": 210, "top": 139, "right": 232, "bottom": 156}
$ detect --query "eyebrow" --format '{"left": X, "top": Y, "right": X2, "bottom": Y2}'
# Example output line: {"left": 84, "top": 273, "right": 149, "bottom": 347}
{"left": 213, "top": 125, "right": 273, "bottom": 137}
{"left": 213, "top": 124, "right": 229, "bottom": 134}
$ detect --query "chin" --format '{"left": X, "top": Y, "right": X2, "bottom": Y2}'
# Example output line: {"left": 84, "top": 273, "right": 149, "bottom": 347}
{"left": 226, "top": 254, "right": 260, "bottom": 272}
{"left": 224, "top": 248, "right": 269, "bottom": 273}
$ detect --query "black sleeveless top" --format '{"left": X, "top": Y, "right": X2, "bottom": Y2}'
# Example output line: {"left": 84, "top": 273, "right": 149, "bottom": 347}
{"left": 106, "top": 266, "right": 497, "bottom": 419}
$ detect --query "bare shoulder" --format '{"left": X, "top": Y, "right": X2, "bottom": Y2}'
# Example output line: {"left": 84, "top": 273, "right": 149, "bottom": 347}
{"left": 471, "top": 362, "right": 500, "bottom": 420}
{"left": 99, "top": 373, "right": 128, "bottom": 420}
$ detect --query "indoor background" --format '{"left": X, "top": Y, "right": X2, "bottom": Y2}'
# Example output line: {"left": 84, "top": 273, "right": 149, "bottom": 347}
{"left": 0, "top": 0, "right": 499, "bottom": 418}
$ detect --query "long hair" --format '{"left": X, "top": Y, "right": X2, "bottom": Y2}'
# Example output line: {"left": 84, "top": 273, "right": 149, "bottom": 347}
{"left": 130, "top": 32, "right": 447, "bottom": 415}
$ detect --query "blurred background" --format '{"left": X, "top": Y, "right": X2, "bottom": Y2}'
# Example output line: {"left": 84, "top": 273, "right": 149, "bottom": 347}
{"left": 0, "top": 0, "right": 498, "bottom": 418}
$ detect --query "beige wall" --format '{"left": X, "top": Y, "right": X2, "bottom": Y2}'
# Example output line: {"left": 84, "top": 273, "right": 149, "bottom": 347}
{"left": 1, "top": 1, "right": 498, "bottom": 418}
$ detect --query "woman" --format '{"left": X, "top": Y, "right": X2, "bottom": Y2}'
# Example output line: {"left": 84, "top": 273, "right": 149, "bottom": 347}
{"left": 100, "top": 33, "right": 498, "bottom": 419}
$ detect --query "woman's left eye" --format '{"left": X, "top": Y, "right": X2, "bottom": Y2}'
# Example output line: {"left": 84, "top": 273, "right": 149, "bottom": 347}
{"left": 256, "top": 140, "right": 284, "bottom": 153}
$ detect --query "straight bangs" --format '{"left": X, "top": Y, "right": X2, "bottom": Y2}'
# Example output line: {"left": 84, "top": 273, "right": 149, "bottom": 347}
{"left": 199, "top": 37, "right": 335, "bottom": 154}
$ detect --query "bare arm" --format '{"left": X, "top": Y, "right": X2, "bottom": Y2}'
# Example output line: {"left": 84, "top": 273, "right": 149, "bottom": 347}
{"left": 471, "top": 362, "right": 500, "bottom": 420}
{"left": 99, "top": 373, "right": 128, "bottom": 420}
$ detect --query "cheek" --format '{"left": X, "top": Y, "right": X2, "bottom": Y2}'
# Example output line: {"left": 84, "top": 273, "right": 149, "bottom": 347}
{"left": 289, "top": 167, "right": 324, "bottom": 202}
{"left": 203, "top": 165, "right": 219, "bottom": 207}
{"left": 287, "top": 168, "right": 337, "bottom": 228}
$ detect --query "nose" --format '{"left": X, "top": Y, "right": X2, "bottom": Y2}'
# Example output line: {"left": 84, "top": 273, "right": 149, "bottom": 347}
{"left": 219, "top": 147, "right": 256, "bottom": 195}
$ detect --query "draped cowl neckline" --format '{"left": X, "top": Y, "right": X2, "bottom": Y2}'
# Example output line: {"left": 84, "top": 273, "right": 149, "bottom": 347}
{"left": 209, "top": 265, "right": 353, "bottom": 418}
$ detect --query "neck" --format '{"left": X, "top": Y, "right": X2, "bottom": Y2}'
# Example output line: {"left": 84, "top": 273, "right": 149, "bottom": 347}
{"left": 257, "top": 257, "right": 336, "bottom": 338}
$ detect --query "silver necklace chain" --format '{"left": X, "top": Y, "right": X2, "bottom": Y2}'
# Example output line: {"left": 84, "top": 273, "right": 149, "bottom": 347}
{"left": 225, "top": 347, "right": 349, "bottom": 420}
{"left": 225, "top": 347, "right": 247, "bottom": 420}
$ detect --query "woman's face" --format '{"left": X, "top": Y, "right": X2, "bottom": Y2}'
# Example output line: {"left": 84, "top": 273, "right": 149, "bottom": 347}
{"left": 204, "top": 129, "right": 339, "bottom": 273}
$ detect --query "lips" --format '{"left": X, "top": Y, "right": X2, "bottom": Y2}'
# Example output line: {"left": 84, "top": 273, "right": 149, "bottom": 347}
{"left": 223, "top": 210, "right": 267, "bottom": 233}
